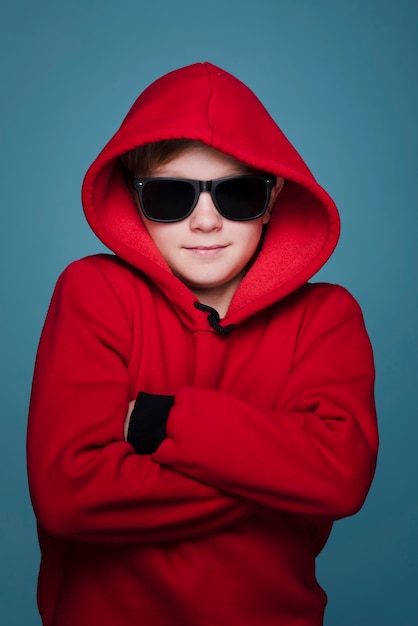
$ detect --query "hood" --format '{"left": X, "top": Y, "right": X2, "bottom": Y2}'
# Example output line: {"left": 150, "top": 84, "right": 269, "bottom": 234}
{"left": 82, "top": 62, "right": 340, "bottom": 324}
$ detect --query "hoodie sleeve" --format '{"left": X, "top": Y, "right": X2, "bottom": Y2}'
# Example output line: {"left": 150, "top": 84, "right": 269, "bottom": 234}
{"left": 152, "top": 285, "right": 378, "bottom": 519}
{"left": 27, "top": 260, "right": 252, "bottom": 545}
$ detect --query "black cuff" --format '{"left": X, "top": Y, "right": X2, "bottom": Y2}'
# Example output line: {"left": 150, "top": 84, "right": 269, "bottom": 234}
{"left": 127, "top": 392, "right": 174, "bottom": 455}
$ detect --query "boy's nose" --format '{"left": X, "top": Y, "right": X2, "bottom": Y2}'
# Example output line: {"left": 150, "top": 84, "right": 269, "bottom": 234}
{"left": 189, "top": 191, "right": 222, "bottom": 231}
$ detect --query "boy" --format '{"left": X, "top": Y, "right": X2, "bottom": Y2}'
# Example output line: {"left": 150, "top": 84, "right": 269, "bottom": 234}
{"left": 27, "top": 62, "right": 378, "bottom": 626}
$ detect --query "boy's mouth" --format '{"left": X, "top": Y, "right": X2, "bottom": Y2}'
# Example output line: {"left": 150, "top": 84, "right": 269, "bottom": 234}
{"left": 185, "top": 245, "right": 227, "bottom": 256}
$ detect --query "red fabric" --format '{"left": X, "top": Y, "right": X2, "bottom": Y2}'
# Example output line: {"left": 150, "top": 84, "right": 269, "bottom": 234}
{"left": 27, "top": 63, "right": 378, "bottom": 626}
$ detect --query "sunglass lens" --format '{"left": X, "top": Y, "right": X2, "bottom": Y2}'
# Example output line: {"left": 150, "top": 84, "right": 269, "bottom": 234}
{"left": 215, "top": 178, "right": 267, "bottom": 220}
{"left": 142, "top": 180, "right": 196, "bottom": 221}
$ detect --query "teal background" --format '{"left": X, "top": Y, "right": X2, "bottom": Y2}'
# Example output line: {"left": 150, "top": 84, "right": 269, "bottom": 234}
{"left": 1, "top": 0, "right": 417, "bottom": 624}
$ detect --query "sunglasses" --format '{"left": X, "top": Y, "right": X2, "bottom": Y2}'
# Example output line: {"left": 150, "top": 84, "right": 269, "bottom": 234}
{"left": 132, "top": 174, "right": 277, "bottom": 223}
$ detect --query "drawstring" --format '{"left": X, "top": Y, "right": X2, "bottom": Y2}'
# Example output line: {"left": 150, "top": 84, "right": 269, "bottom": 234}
{"left": 194, "top": 302, "right": 236, "bottom": 335}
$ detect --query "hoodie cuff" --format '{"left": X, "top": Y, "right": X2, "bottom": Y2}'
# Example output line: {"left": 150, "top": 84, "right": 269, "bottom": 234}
{"left": 127, "top": 392, "right": 174, "bottom": 455}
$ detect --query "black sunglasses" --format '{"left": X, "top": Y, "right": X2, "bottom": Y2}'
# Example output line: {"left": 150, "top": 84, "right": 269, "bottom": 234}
{"left": 132, "top": 174, "right": 277, "bottom": 223}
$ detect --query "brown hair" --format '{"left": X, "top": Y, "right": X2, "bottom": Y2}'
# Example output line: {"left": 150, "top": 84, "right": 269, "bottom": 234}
{"left": 120, "top": 139, "right": 206, "bottom": 177}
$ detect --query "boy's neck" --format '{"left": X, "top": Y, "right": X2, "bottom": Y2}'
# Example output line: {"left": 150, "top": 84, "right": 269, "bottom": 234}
{"left": 189, "top": 272, "right": 244, "bottom": 319}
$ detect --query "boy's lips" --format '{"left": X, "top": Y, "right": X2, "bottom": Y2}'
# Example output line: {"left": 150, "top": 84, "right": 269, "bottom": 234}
{"left": 185, "top": 245, "right": 228, "bottom": 256}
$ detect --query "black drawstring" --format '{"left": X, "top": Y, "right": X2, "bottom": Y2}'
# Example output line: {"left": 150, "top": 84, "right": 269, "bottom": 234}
{"left": 194, "top": 302, "right": 236, "bottom": 335}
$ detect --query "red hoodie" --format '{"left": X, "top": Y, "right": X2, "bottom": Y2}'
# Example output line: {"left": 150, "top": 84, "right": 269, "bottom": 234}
{"left": 27, "top": 62, "right": 378, "bottom": 626}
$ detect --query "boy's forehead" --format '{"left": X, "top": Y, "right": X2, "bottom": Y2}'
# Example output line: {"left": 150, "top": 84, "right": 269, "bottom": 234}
{"left": 153, "top": 144, "right": 252, "bottom": 177}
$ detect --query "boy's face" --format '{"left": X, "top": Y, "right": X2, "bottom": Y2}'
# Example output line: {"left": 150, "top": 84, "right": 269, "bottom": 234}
{"left": 136, "top": 145, "right": 282, "bottom": 313}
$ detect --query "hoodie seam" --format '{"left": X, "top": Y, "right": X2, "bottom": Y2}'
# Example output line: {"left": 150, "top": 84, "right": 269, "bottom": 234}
{"left": 205, "top": 65, "right": 215, "bottom": 143}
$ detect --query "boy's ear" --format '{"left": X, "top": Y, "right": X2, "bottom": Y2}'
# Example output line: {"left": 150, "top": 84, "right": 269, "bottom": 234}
{"left": 262, "top": 177, "right": 284, "bottom": 225}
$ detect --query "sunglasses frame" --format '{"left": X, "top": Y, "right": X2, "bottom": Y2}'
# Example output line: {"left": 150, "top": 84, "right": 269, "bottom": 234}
{"left": 132, "top": 174, "right": 277, "bottom": 223}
